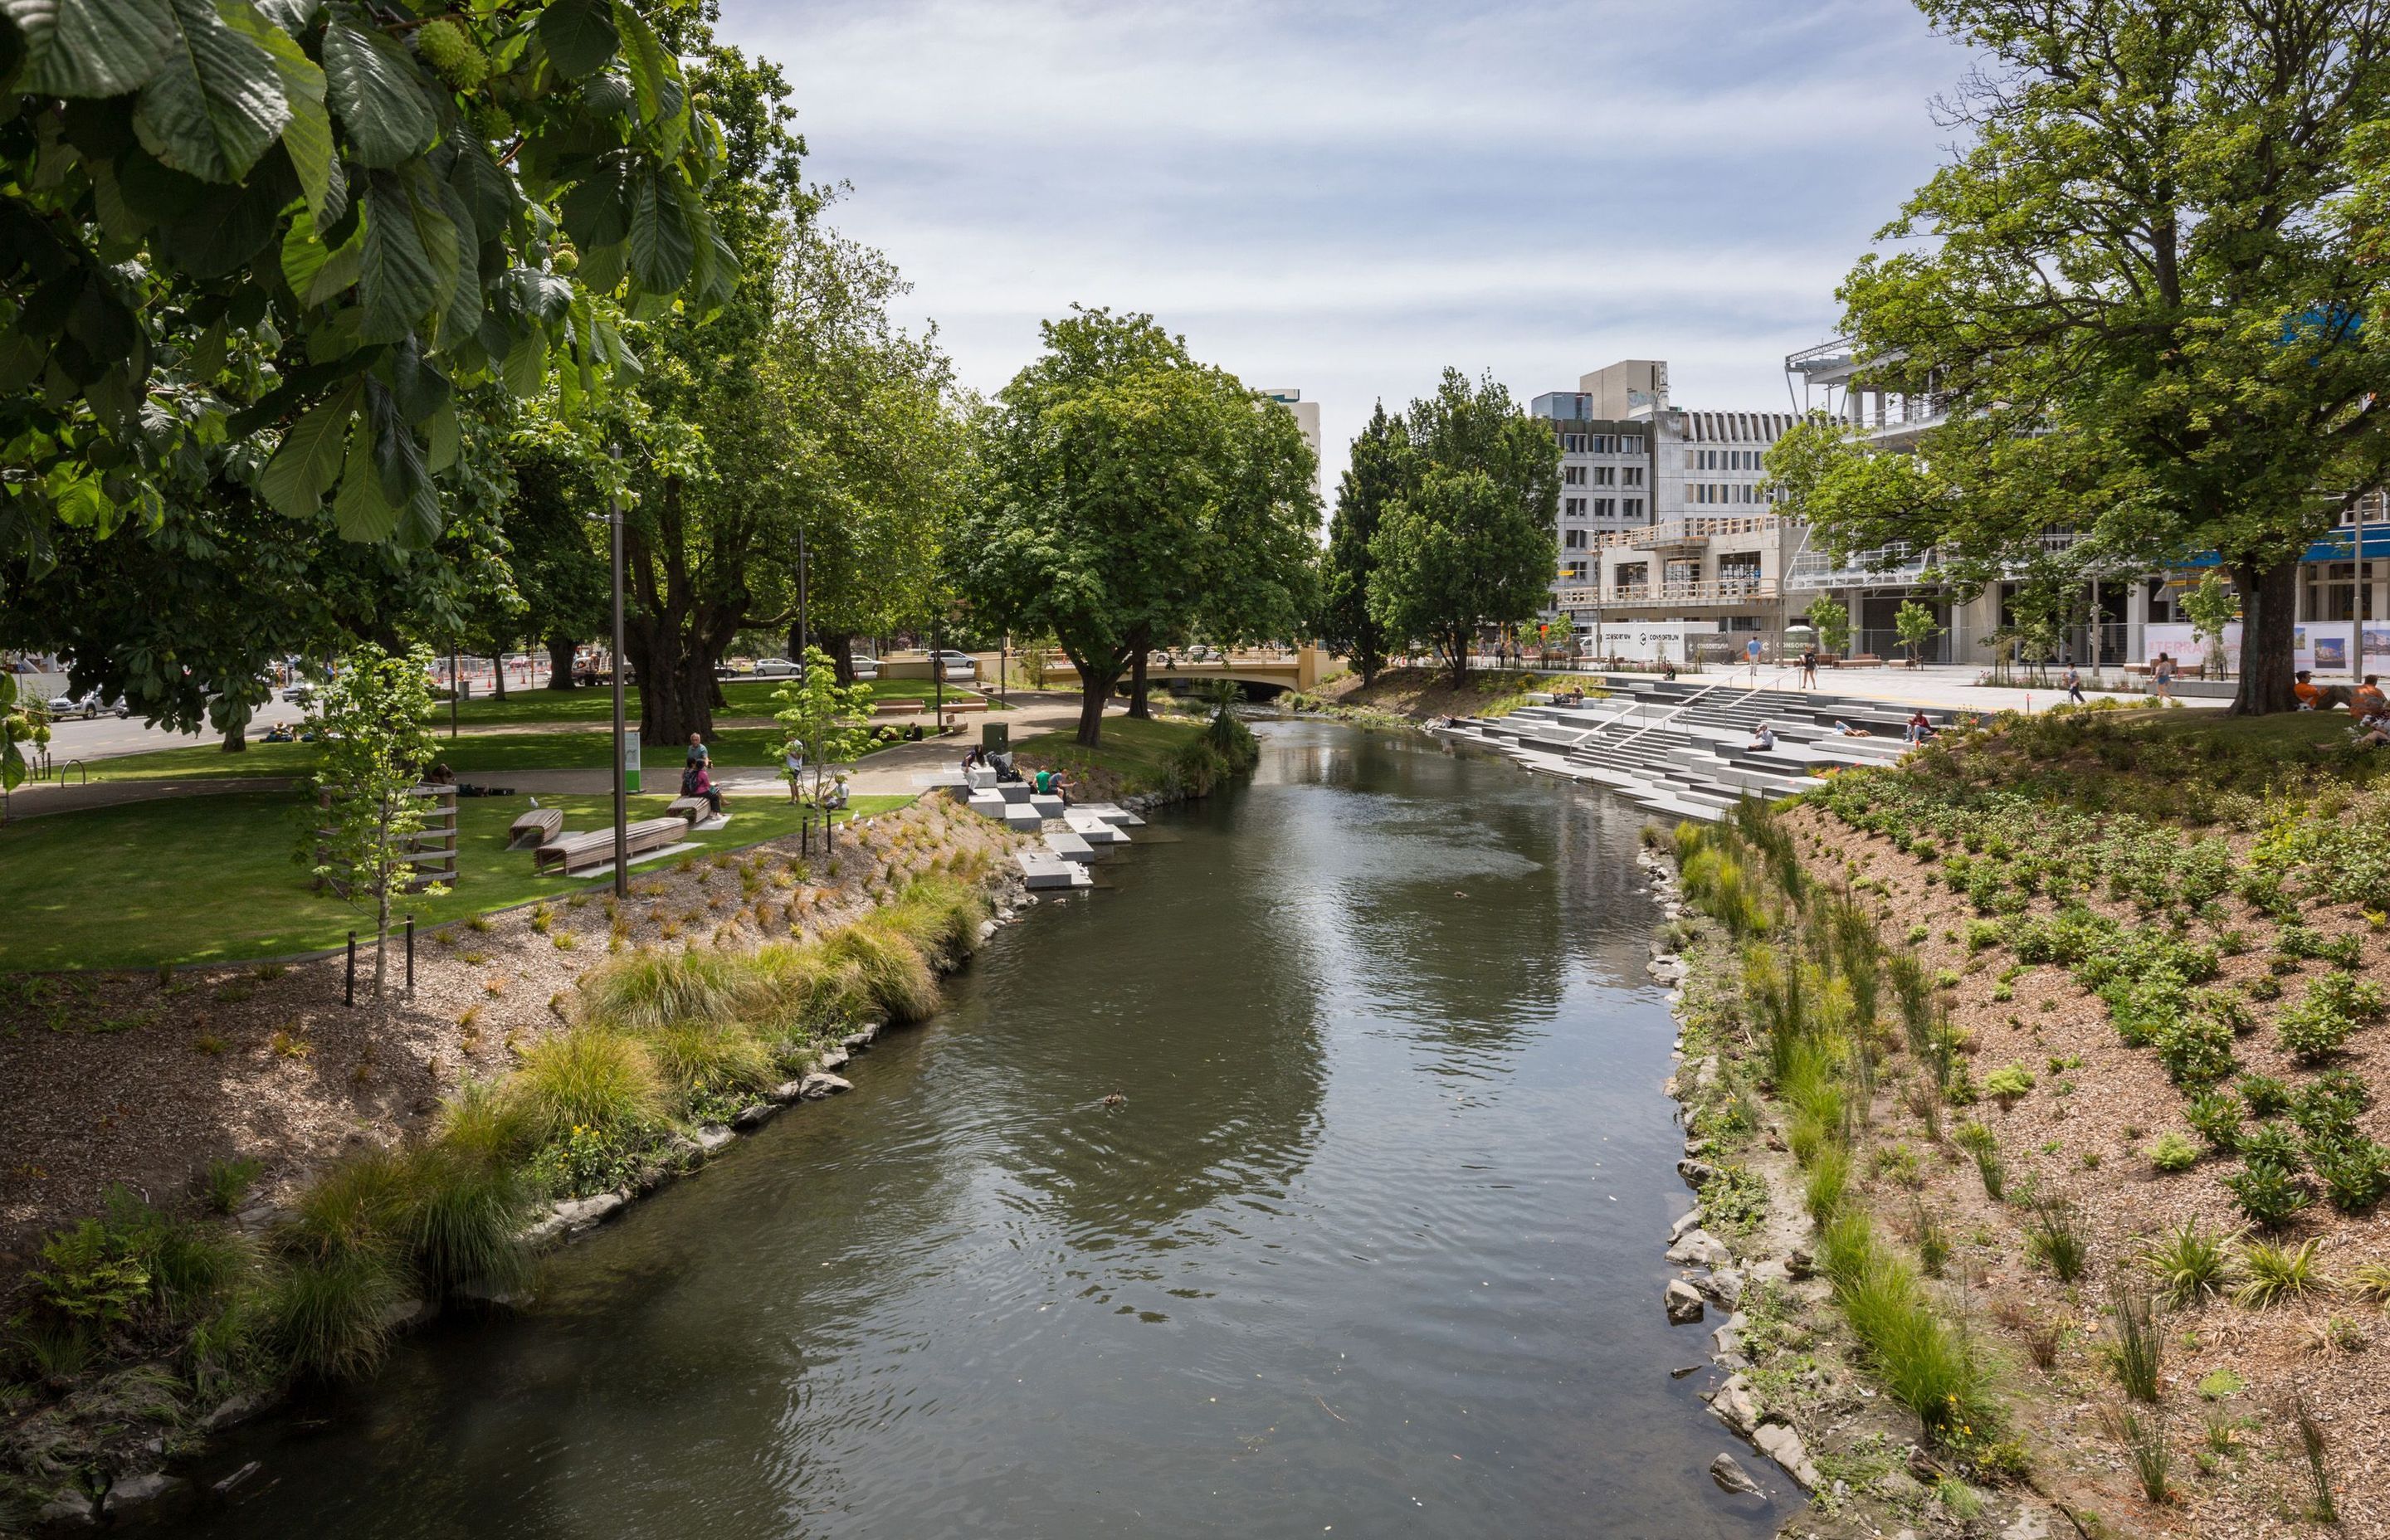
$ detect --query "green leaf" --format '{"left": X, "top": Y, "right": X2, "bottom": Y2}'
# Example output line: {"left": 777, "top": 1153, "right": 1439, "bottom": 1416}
{"left": 228, "top": 0, "right": 336, "bottom": 221}
{"left": 499, "top": 324, "right": 544, "bottom": 396}
{"left": 447, "top": 138, "right": 517, "bottom": 244}
{"left": 330, "top": 408, "right": 394, "bottom": 542}
{"left": 558, "top": 148, "right": 637, "bottom": 248}
{"left": 131, "top": 0, "right": 289, "bottom": 183}
{"left": 625, "top": 163, "right": 690, "bottom": 294}
{"left": 257, "top": 375, "right": 358, "bottom": 516}
{"left": 281, "top": 207, "right": 363, "bottom": 306}
{"left": 536, "top": 0, "right": 614, "bottom": 79}
{"left": 357, "top": 171, "right": 456, "bottom": 341}
{"left": 322, "top": 8, "right": 436, "bottom": 168}
{"left": 609, "top": 0, "right": 682, "bottom": 157}
{"left": 425, "top": 397, "right": 457, "bottom": 472}
{"left": 7, "top": 0, "right": 176, "bottom": 97}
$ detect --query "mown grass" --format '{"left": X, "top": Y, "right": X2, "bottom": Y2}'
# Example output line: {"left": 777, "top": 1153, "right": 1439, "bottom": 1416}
{"left": 435, "top": 678, "right": 985, "bottom": 728}
{"left": 0, "top": 792, "right": 911, "bottom": 971}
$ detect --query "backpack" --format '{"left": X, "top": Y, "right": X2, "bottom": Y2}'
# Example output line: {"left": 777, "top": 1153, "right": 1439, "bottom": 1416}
{"left": 680, "top": 767, "right": 701, "bottom": 797}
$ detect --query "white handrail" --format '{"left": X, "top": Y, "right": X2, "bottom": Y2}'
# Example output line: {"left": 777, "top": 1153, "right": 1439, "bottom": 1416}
{"left": 1607, "top": 680, "right": 1728, "bottom": 752}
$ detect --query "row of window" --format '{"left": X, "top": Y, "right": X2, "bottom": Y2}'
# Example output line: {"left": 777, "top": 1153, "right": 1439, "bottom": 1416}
{"left": 1690, "top": 484, "right": 1771, "bottom": 505}
{"left": 1561, "top": 496, "right": 1646, "bottom": 519}
{"left": 1560, "top": 433, "right": 1646, "bottom": 454}
{"left": 1690, "top": 449, "right": 1763, "bottom": 471}
{"left": 1563, "top": 465, "right": 1644, "bottom": 488}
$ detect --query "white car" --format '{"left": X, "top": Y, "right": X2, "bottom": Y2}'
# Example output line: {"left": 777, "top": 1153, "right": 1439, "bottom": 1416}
{"left": 46, "top": 692, "right": 127, "bottom": 720}
{"left": 281, "top": 682, "right": 315, "bottom": 705}
{"left": 849, "top": 655, "right": 880, "bottom": 680}
{"left": 749, "top": 657, "right": 799, "bottom": 679}
{"left": 932, "top": 650, "right": 977, "bottom": 680}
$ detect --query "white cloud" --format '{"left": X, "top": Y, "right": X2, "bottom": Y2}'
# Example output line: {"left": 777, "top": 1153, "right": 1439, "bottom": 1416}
{"left": 716, "top": 0, "right": 1975, "bottom": 491}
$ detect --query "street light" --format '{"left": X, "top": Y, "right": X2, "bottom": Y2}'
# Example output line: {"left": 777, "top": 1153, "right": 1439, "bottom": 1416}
{"left": 607, "top": 463, "right": 628, "bottom": 899}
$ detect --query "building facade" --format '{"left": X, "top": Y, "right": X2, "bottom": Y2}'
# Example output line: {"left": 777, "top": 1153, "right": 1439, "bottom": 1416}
{"left": 1261, "top": 388, "right": 1324, "bottom": 505}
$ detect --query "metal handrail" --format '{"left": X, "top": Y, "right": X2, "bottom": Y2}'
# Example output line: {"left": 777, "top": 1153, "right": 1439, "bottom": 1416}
{"left": 1606, "top": 680, "right": 1729, "bottom": 753}
{"left": 61, "top": 758, "right": 87, "bottom": 786}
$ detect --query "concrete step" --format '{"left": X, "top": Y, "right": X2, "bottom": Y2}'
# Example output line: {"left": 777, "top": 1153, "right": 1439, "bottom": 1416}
{"left": 967, "top": 792, "right": 1008, "bottom": 821}
{"left": 1016, "top": 851, "right": 1092, "bottom": 889}
{"left": 1030, "top": 793, "right": 1066, "bottom": 818}
{"left": 1044, "top": 830, "right": 1097, "bottom": 864}
{"left": 1002, "top": 804, "right": 1042, "bottom": 831}
{"left": 1076, "top": 802, "right": 1144, "bottom": 827}
{"left": 1065, "top": 809, "right": 1127, "bottom": 844}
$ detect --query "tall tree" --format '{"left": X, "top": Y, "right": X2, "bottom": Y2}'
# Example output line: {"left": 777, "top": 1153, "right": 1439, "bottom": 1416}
{"left": 1361, "top": 370, "right": 1559, "bottom": 686}
{"left": 1317, "top": 402, "right": 1405, "bottom": 684}
{"left": 1825, "top": 0, "right": 2390, "bottom": 714}
{"left": 961, "top": 308, "right": 1318, "bottom": 747}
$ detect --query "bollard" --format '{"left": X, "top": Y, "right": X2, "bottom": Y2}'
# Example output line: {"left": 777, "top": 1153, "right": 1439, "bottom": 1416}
{"left": 345, "top": 931, "right": 357, "bottom": 1007}
{"left": 406, "top": 915, "right": 415, "bottom": 994}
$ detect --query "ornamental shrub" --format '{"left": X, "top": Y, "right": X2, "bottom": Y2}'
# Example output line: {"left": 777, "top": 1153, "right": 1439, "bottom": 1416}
{"left": 2154, "top": 1011, "right": 2236, "bottom": 1086}
{"left": 2223, "top": 1157, "right": 2311, "bottom": 1230}
{"left": 2310, "top": 1137, "right": 2390, "bottom": 1214}
{"left": 2186, "top": 1089, "right": 2244, "bottom": 1152}
{"left": 2149, "top": 1133, "right": 2200, "bottom": 1173}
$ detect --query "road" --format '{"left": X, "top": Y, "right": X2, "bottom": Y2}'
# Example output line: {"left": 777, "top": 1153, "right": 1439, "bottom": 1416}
{"left": 34, "top": 697, "right": 315, "bottom": 765}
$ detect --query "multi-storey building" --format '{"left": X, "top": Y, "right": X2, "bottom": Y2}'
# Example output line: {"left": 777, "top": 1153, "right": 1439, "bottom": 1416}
{"left": 1529, "top": 393, "right": 1650, "bottom": 587}
{"left": 1261, "top": 388, "right": 1324, "bottom": 504}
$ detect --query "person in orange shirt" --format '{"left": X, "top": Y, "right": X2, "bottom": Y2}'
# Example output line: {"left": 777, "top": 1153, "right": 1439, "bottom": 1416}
{"left": 2293, "top": 670, "right": 2324, "bottom": 709}
{"left": 2352, "top": 674, "right": 2388, "bottom": 718}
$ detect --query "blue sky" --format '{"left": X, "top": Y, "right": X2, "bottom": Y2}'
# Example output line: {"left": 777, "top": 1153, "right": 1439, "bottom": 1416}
{"left": 715, "top": 0, "right": 1975, "bottom": 492}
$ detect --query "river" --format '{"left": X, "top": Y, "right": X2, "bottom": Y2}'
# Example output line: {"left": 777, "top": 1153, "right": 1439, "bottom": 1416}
{"left": 184, "top": 719, "right": 1792, "bottom": 1539}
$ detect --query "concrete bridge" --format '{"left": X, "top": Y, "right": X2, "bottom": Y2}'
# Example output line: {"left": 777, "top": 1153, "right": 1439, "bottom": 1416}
{"left": 1037, "top": 647, "right": 1333, "bottom": 695}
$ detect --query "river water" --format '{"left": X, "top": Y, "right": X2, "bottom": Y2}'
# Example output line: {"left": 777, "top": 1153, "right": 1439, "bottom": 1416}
{"left": 187, "top": 720, "right": 1791, "bottom": 1539}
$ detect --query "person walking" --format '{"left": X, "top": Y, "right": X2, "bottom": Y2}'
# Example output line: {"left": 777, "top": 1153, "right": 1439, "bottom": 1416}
{"left": 2061, "top": 665, "right": 2085, "bottom": 706}
{"left": 1799, "top": 647, "right": 1818, "bottom": 688}
{"left": 2151, "top": 653, "right": 2175, "bottom": 702}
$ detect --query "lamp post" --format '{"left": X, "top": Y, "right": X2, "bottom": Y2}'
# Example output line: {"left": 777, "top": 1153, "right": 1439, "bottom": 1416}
{"left": 608, "top": 479, "right": 629, "bottom": 899}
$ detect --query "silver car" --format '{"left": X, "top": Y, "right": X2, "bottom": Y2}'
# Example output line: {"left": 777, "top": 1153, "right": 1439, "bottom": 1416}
{"left": 46, "top": 692, "right": 126, "bottom": 720}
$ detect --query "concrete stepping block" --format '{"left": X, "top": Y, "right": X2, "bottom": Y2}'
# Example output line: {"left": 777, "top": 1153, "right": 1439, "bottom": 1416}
{"left": 1030, "top": 793, "right": 1066, "bottom": 817}
{"left": 1044, "top": 830, "right": 1096, "bottom": 863}
{"left": 1076, "top": 802, "right": 1144, "bottom": 827}
{"left": 1064, "top": 809, "right": 1124, "bottom": 844}
{"left": 968, "top": 792, "right": 1007, "bottom": 820}
{"left": 998, "top": 782, "right": 1036, "bottom": 804}
{"left": 1002, "top": 803, "right": 1041, "bottom": 831}
{"left": 1015, "top": 850, "right": 1091, "bottom": 889}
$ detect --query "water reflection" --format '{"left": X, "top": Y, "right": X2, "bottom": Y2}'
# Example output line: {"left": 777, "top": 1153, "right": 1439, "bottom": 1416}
{"left": 183, "top": 720, "right": 1793, "bottom": 1540}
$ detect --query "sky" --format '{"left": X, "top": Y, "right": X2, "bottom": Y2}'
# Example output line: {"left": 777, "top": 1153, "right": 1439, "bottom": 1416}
{"left": 715, "top": 0, "right": 1977, "bottom": 494}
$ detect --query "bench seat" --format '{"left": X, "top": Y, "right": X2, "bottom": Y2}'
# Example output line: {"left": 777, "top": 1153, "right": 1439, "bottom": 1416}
{"left": 508, "top": 807, "right": 563, "bottom": 848}
{"left": 534, "top": 816, "right": 685, "bottom": 875}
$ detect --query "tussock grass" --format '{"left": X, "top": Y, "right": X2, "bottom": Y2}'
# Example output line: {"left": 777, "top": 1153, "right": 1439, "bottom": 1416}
{"left": 399, "top": 1144, "right": 535, "bottom": 1299}
{"left": 576, "top": 946, "right": 750, "bottom": 1032}
{"left": 267, "top": 1153, "right": 409, "bottom": 1379}
{"left": 508, "top": 1030, "right": 665, "bottom": 1143}
{"left": 822, "top": 919, "right": 939, "bottom": 1024}
{"left": 640, "top": 1020, "right": 775, "bottom": 1102}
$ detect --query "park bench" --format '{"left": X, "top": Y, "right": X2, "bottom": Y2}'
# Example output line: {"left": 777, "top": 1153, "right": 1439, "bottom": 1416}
{"left": 667, "top": 796, "right": 730, "bottom": 829}
{"left": 508, "top": 807, "right": 563, "bottom": 848}
{"left": 534, "top": 817, "right": 685, "bottom": 876}
{"left": 1839, "top": 654, "right": 1885, "bottom": 668}
{"left": 939, "top": 699, "right": 988, "bottom": 714}
{"left": 871, "top": 699, "right": 920, "bottom": 716}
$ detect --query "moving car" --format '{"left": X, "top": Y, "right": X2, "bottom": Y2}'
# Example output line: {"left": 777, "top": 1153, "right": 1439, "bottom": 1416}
{"left": 281, "top": 681, "right": 315, "bottom": 705}
{"left": 932, "top": 650, "right": 977, "bottom": 680}
{"left": 749, "top": 657, "right": 800, "bottom": 679}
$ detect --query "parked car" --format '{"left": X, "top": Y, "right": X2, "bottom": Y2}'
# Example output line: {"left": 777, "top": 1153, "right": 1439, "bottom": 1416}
{"left": 749, "top": 657, "right": 799, "bottom": 679}
{"left": 46, "top": 692, "right": 127, "bottom": 719}
{"left": 281, "top": 681, "right": 315, "bottom": 705}
{"left": 932, "top": 650, "right": 978, "bottom": 680}
{"left": 849, "top": 655, "right": 880, "bottom": 680}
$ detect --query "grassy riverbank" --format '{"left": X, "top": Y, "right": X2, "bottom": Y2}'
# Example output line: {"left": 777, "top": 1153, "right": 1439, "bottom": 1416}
{"left": 1661, "top": 703, "right": 2390, "bottom": 1537}
{"left": 1013, "top": 709, "right": 1259, "bottom": 801}
{"left": 1290, "top": 665, "right": 1592, "bottom": 725}
{"left": 0, "top": 797, "right": 1024, "bottom": 1528}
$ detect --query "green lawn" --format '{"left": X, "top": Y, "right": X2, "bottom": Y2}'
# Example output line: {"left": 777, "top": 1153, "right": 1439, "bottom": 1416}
{"left": 0, "top": 790, "right": 911, "bottom": 971}
{"left": 435, "top": 678, "right": 985, "bottom": 726}
{"left": 1014, "top": 715, "right": 1204, "bottom": 792}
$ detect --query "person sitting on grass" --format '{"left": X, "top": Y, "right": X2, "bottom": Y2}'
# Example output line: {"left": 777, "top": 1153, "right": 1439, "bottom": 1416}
{"left": 2353, "top": 674, "right": 2388, "bottom": 719}
{"left": 824, "top": 773, "right": 851, "bottom": 811}
{"left": 2354, "top": 711, "right": 2390, "bottom": 748}
{"left": 2294, "top": 670, "right": 2324, "bottom": 710}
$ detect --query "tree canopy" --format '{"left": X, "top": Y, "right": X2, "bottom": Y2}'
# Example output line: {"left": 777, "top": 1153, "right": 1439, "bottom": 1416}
{"left": 1819, "top": 0, "right": 2390, "bottom": 713}
{"left": 1317, "top": 401, "right": 1403, "bottom": 684}
{"left": 959, "top": 307, "right": 1318, "bottom": 746}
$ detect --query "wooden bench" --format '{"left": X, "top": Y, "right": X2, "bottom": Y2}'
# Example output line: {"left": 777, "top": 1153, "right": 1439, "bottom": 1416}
{"left": 871, "top": 699, "right": 921, "bottom": 716}
{"left": 1839, "top": 654, "right": 1886, "bottom": 668}
{"left": 667, "top": 796, "right": 730, "bottom": 828}
{"left": 534, "top": 817, "right": 685, "bottom": 875}
{"left": 509, "top": 807, "right": 563, "bottom": 848}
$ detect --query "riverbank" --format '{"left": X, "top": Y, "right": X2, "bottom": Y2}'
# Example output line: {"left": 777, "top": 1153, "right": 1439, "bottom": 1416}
{"left": 0, "top": 795, "right": 1032, "bottom": 1530}
{"left": 1651, "top": 704, "right": 2390, "bottom": 1540}
{"left": 1289, "top": 665, "right": 1569, "bottom": 728}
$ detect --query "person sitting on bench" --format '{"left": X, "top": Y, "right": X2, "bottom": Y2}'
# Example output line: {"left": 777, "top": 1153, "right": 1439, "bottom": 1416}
{"left": 681, "top": 762, "right": 723, "bottom": 817}
{"left": 1032, "top": 767, "right": 1071, "bottom": 804}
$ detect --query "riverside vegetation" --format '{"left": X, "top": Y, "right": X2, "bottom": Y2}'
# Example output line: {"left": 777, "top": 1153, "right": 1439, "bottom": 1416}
{"left": 1663, "top": 702, "right": 2390, "bottom": 1536}
{"left": 0, "top": 861, "right": 1002, "bottom": 1528}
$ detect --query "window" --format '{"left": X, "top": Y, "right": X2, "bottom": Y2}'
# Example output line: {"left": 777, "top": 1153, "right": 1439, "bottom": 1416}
{"left": 1593, "top": 465, "right": 1616, "bottom": 486}
{"left": 1589, "top": 434, "right": 1613, "bottom": 453}
{"left": 1622, "top": 435, "right": 1643, "bottom": 453}
{"left": 1616, "top": 562, "right": 1649, "bottom": 595}
{"left": 1624, "top": 497, "right": 1643, "bottom": 517}
{"left": 1563, "top": 497, "right": 1586, "bottom": 517}
{"left": 1622, "top": 466, "right": 1643, "bottom": 486}
{"left": 1564, "top": 433, "right": 1587, "bottom": 452}
{"left": 1563, "top": 465, "right": 1585, "bottom": 485}
{"left": 1685, "top": 450, "right": 1696, "bottom": 469}
{"left": 1563, "top": 561, "right": 1589, "bottom": 581}
{"left": 1563, "top": 528, "right": 1588, "bottom": 549}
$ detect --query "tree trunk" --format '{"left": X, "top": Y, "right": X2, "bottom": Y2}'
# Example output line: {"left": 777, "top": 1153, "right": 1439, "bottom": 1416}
{"left": 2229, "top": 558, "right": 2300, "bottom": 715}
{"left": 548, "top": 635, "right": 577, "bottom": 691}
{"left": 820, "top": 631, "right": 855, "bottom": 685}
{"left": 490, "top": 653, "right": 508, "bottom": 702}
{"left": 1448, "top": 630, "right": 1470, "bottom": 691}
{"left": 1128, "top": 641, "right": 1151, "bottom": 719}
{"left": 1070, "top": 646, "right": 1122, "bottom": 748}
{"left": 220, "top": 725, "right": 246, "bottom": 753}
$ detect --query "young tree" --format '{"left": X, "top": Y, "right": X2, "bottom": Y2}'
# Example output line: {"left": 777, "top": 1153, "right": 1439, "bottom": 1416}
{"left": 305, "top": 643, "right": 443, "bottom": 1018}
{"left": 1805, "top": 596, "right": 1852, "bottom": 658}
{"left": 771, "top": 645, "right": 876, "bottom": 827}
{"left": 1893, "top": 598, "right": 1941, "bottom": 666}
{"left": 961, "top": 308, "right": 1317, "bottom": 746}
{"left": 1317, "top": 402, "right": 1407, "bottom": 684}
{"left": 1827, "top": 0, "right": 2390, "bottom": 714}
{"left": 2183, "top": 571, "right": 2242, "bottom": 680}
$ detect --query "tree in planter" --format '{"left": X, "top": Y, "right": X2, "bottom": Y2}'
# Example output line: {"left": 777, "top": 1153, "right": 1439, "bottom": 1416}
{"left": 1823, "top": 0, "right": 2390, "bottom": 714}
{"left": 1805, "top": 597, "right": 1851, "bottom": 660}
{"left": 1316, "top": 402, "right": 1406, "bottom": 685}
{"left": 305, "top": 643, "right": 443, "bottom": 1018}
{"left": 771, "top": 646, "right": 877, "bottom": 836}
{"left": 2183, "top": 571, "right": 2241, "bottom": 681}
{"left": 1893, "top": 598, "right": 1941, "bottom": 667}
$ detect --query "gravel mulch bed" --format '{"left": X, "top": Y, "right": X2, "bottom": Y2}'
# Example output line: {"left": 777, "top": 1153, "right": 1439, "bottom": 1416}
{"left": 0, "top": 795, "right": 1023, "bottom": 1275}
{"left": 1785, "top": 802, "right": 2390, "bottom": 1539}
